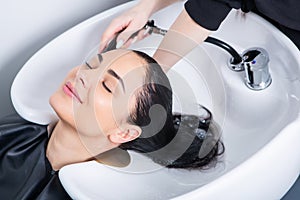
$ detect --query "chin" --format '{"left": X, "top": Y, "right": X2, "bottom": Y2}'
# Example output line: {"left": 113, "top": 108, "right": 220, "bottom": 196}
{"left": 49, "top": 93, "right": 62, "bottom": 117}
{"left": 49, "top": 90, "right": 74, "bottom": 126}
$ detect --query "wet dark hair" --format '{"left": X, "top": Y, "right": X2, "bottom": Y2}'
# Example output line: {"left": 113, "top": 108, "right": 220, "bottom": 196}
{"left": 119, "top": 50, "right": 224, "bottom": 169}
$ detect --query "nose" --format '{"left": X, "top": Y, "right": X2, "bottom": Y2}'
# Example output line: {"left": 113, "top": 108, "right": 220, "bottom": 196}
{"left": 76, "top": 68, "right": 90, "bottom": 89}
{"left": 76, "top": 64, "right": 103, "bottom": 89}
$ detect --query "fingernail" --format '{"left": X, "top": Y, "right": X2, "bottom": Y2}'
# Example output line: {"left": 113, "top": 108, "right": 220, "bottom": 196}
{"left": 116, "top": 39, "right": 124, "bottom": 48}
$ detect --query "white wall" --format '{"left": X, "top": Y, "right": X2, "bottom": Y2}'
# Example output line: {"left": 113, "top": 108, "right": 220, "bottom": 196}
{"left": 0, "top": 0, "right": 130, "bottom": 119}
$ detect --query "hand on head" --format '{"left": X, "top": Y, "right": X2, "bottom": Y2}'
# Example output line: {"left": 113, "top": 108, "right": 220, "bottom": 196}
{"left": 99, "top": 0, "right": 180, "bottom": 52}
{"left": 99, "top": 5, "right": 150, "bottom": 52}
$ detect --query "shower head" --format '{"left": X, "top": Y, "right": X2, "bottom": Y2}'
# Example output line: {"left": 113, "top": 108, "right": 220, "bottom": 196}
{"left": 101, "top": 20, "right": 168, "bottom": 53}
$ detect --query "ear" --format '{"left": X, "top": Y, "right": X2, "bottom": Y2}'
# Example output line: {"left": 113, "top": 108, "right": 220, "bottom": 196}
{"left": 109, "top": 124, "right": 141, "bottom": 144}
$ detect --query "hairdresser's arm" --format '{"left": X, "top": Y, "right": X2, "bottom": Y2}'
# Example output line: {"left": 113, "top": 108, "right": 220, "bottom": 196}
{"left": 100, "top": 0, "right": 179, "bottom": 51}
{"left": 154, "top": 0, "right": 232, "bottom": 71}
{"left": 153, "top": 9, "right": 210, "bottom": 71}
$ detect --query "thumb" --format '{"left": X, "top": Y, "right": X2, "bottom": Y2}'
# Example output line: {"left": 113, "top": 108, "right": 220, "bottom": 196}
{"left": 115, "top": 22, "right": 147, "bottom": 49}
{"left": 99, "top": 34, "right": 115, "bottom": 53}
{"left": 115, "top": 31, "right": 134, "bottom": 49}
{"left": 99, "top": 23, "right": 127, "bottom": 52}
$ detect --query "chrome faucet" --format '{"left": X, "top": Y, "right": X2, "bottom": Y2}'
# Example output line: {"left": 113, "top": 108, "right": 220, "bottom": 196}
{"left": 242, "top": 47, "right": 272, "bottom": 90}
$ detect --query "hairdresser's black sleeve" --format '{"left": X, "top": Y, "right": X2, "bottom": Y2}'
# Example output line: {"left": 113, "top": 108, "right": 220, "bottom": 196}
{"left": 184, "top": 0, "right": 244, "bottom": 31}
{"left": 184, "top": 0, "right": 300, "bottom": 49}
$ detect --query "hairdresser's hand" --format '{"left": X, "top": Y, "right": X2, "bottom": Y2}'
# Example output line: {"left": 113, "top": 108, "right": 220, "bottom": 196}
{"left": 99, "top": 0, "right": 179, "bottom": 52}
{"left": 99, "top": 6, "right": 151, "bottom": 52}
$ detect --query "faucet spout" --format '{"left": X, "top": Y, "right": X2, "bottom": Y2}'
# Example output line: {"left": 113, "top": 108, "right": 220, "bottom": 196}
{"left": 242, "top": 47, "right": 272, "bottom": 90}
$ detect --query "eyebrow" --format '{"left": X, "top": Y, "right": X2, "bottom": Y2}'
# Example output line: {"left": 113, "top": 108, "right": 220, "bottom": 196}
{"left": 107, "top": 69, "right": 125, "bottom": 93}
{"left": 97, "top": 54, "right": 103, "bottom": 63}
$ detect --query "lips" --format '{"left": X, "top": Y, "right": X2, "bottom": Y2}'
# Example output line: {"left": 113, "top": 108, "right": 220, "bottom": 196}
{"left": 63, "top": 81, "right": 83, "bottom": 103}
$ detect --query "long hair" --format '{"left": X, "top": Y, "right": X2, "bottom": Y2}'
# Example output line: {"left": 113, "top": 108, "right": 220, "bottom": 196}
{"left": 119, "top": 50, "right": 224, "bottom": 169}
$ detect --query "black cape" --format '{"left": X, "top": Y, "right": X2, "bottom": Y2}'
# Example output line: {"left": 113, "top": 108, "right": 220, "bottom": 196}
{"left": 0, "top": 114, "right": 71, "bottom": 200}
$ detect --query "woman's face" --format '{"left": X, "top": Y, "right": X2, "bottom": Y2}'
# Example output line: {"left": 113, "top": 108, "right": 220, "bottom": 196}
{"left": 50, "top": 49, "right": 146, "bottom": 155}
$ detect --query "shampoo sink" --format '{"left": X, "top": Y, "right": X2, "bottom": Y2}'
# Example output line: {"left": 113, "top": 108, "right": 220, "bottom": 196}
{"left": 11, "top": 1, "right": 300, "bottom": 199}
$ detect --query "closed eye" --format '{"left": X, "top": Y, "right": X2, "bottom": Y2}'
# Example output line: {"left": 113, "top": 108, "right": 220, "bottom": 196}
{"left": 85, "top": 61, "right": 93, "bottom": 69}
{"left": 102, "top": 81, "right": 112, "bottom": 93}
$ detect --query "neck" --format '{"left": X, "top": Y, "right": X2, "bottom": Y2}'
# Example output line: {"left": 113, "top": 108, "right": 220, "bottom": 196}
{"left": 46, "top": 120, "right": 92, "bottom": 171}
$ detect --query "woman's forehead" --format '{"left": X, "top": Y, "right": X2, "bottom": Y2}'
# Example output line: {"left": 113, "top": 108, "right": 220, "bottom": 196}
{"left": 105, "top": 50, "right": 146, "bottom": 79}
{"left": 99, "top": 50, "right": 147, "bottom": 95}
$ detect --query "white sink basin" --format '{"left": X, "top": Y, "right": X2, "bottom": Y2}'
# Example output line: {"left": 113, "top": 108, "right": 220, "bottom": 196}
{"left": 11, "top": 1, "right": 300, "bottom": 199}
